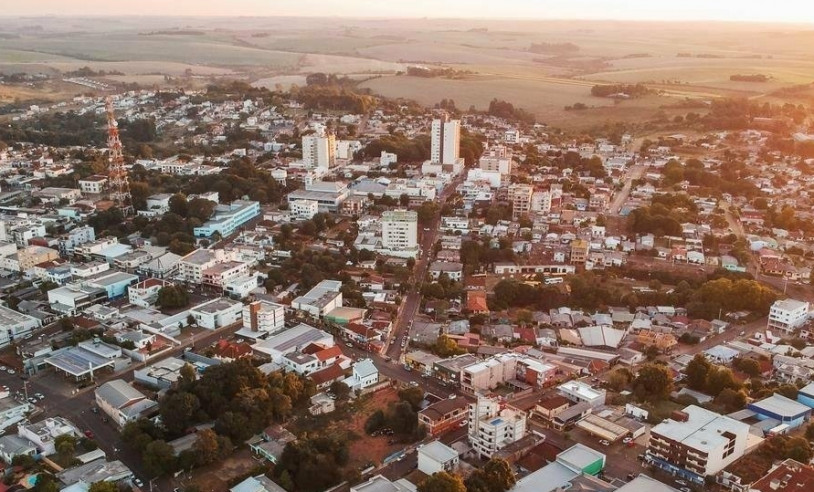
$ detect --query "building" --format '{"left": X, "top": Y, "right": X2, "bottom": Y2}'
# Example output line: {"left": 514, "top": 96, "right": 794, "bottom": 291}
{"left": 287, "top": 180, "right": 349, "bottom": 213}
{"left": 201, "top": 261, "right": 250, "bottom": 288}
{"left": 18, "top": 246, "right": 59, "bottom": 271}
{"left": 468, "top": 395, "right": 527, "bottom": 459}
{"left": 0, "top": 397, "right": 33, "bottom": 430}
{"left": 461, "top": 354, "right": 518, "bottom": 394}
{"left": 94, "top": 379, "right": 159, "bottom": 427}
{"left": 193, "top": 200, "right": 260, "bottom": 238}
{"left": 290, "top": 199, "right": 319, "bottom": 220}
{"left": 177, "top": 248, "right": 226, "bottom": 284}
{"left": 17, "top": 417, "right": 81, "bottom": 455}
{"left": 239, "top": 300, "right": 286, "bottom": 339}
{"left": 646, "top": 405, "right": 750, "bottom": 484}
{"left": 78, "top": 175, "right": 108, "bottom": 194}
{"left": 570, "top": 239, "right": 590, "bottom": 264}
{"left": 252, "top": 323, "right": 334, "bottom": 363}
{"left": 418, "top": 397, "right": 469, "bottom": 436}
{"left": 748, "top": 459, "right": 814, "bottom": 492}
{"left": 557, "top": 381, "right": 607, "bottom": 408}
{"left": 189, "top": 297, "right": 243, "bottom": 330}
{"left": 246, "top": 425, "right": 297, "bottom": 465}
{"left": 768, "top": 299, "right": 810, "bottom": 333}
{"left": 344, "top": 359, "right": 379, "bottom": 390}
{"left": 479, "top": 145, "right": 513, "bottom": 175}
{"left": 291, "top": 279, "right": 343, "bottom": 318}
{"left": 431, "top": 116, "right": 461, "bottom": 165}
{"left": 381, "top": 210, "right": 418, "bottom": 251}
{"left": 230, "top": 475, "right": 287, "bottom": 492}
{"left": 615, "top": 475, "right": 681, "bottom": 492}
{"left": 128, "top": 278, "right": 174, "bottom": 308}
{"left": 508, "top": 184, "right": 534, "bottom": 220}
{"left": 134, "top": 357, "right": 198, "bottom": 390}
{"left": 0, "top": 435, "right": 37, "bottom": 464}
{"left": 511, "top": 444, "right": 606, "bottom": 492}
{"left": 747, "top": 393, "right": 812, "bottom": 430}
{"left": 56, "top": 459, "right": 134, "bottom": 488}
{"left": 58, "top": 226, "right": 96, "bottom": 256}
{"left": 417, "top": 440, "right": 459, "bottom": 475}
{"left": 0, "top": 304, "right": 42, "bottom": 349}
{"left": 302, "top": 133, "right": 336, "bottom": 170}
{"left": 351, "top": 475, "right": 414, "bottom": 492}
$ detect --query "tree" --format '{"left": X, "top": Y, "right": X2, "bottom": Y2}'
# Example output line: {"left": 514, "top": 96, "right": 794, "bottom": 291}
{"left": 714, "top": 388, "right": 747, "bottom": 413}
{"left": 159, "top": 391, "right": 201, "bottom": 436}
{"left": 398, "top": 386, "right": 425, "bottom": 411}
{"left": 606, "top": 367, "right": 633, "bottom": 392}
{"left": 156, "top": 285, "right": 190, "bottom": 309}
{"left": 633, "top": 364, "right": 673, "bottom": 402}
{"left": 706, "top": 367, "right": 741, "bottom": 395}
{"left": 193, "top": 429, "right": 228, "bottom": 466}
{"left": 88, "top": 482, "right": 117, "bottom": 492}
{"left": 329, "top": 381, "right": 351, "bottom": 401}
{"left": 142, "top": 440, "right": 177, "bottom": 477}
{"left": 31, "top": 474, "right": 59, "bottom": 492}
{"left": 433, "top": 334, "right": 464, "bottom": 358}
{"left": 733, "top": 357, "right": 762, "bottom": 378}
{"left": 465, "top": 458, "right": 516, "bottom": 492}
{"left": 187, "top": 197, "right": 216, "bottom": 221}
{"left": 168, "top": 193, "right": 188, "bottom": 217}
{"left": 55, "top": 434, "right": 77, "bottom": 462}
{"left": 418, "top": 472, "right": 466, "bottom": 492}
{"left": 685, "top": 354, "right": 712, "bottom": 391}
{"left": 777, "top": 384, "right": 799, "bottom": 400}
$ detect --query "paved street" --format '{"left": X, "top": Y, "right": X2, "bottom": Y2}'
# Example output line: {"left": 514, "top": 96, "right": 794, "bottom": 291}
{"left": 609, "top": 164, "right": 646, "bottom": 215}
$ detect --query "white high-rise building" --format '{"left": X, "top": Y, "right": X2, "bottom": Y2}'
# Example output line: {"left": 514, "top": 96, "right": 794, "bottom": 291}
{"left": 768, "top": 299, "right": 810, "bottom": 333}
{"left": 302, "top": 133, "right": 336, "bottom": 170}
{"left": 381, "top": 210, "right": 418, "bottom": 251}
{"left": 431, "top": 116, "right": 461, "bottom": 165}
{"left": 468, "top": 395, "right": 527, "bottom": 459}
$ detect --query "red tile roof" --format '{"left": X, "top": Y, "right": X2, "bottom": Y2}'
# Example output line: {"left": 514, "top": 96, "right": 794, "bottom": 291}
{"left": 310, "top": 363, "right": 345, "bottom": 386}
{"left": 315, "top": 345, "right": 342, "bottom": 362}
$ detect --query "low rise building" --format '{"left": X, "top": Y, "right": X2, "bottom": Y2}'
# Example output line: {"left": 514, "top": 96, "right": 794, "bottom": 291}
{"left": 417, "top": 440, "right": 459, "bottom": 475}
{"left": 94, "top": 379, "right": 158, "bottom": 427}
{"left": 557, "top": 381, "right": 606, "bottom": 408}
{"left": 193, "top": 200, "right": 260, "bottom": 238}
{"left": 189, "top": 297, "right": 243, "bottom": 330}
{"left": 17, "top": 417, "right": 81, "bottom": 456}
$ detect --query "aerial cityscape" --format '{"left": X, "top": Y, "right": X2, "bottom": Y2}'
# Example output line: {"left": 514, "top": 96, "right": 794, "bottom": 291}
{"left": 1, "top": 3, "right": 814, "bottom": 492}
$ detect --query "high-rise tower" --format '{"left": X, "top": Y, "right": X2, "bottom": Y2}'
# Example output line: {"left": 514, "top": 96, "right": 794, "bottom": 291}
{"left": 105, "top": 96, "right": 133, "bottom": 216}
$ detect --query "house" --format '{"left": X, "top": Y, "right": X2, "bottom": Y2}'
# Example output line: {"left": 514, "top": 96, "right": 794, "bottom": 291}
{"left": 418, "top": 397, "right": 469, "bottom": 436}
{"left": 94, "top": 379, "right": 158, "bottom": 427}
{"left": 344, "top": 359, "right": 379, "bottom": 391}
{"left": 309, "top": 393, "right": 336, "bottom": 416}
{"left": 418, "top": 440, "right": 459, "bottom": 475}
{"left": 0, "top": 435, "right": 37, "bottom": 464}
{"left": 247, "top": 425, "right": 296, "bottom": 464}
{"left": 558, "top": 381, "right": 606, "bottom": 408}
{"left": 429, "top": 261, "right": 463, "bottom": 281}
{"left": 17, "top": 417, "right": 81, "bottom": 455}
{"left": 230, "top": 476, "right": 287, "bottom": 492}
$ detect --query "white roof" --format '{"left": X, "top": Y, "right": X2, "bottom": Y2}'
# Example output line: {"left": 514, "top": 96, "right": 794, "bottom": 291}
{"left": 577, "top": 325, "right": 626, "bottom": 348}
{"left": 750, "top": 393, "right": 811, "bottom": 418}
{"left": 418, "top": 440, "right": 458, "bottom": 464}
{"left": 616, "top": 475, "right": 680, "bottom": 492}
{"left": 512, "top": 461, "right": 579, "bottom": 492}
{"left": 651, "top": 405, "right": 748, "bottom": 454}
{"left": 773, "top": 298, "right": 809, "bottom": 311}
{"left": 558, "top": 381, "right": 603, "bottom": 401}
{"left": 354, "top": 359, "right": 378, "bottom": 378}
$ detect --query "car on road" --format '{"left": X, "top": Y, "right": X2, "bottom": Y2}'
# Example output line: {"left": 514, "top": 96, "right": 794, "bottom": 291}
{"left": 408, "top": 381, "right": 419, "bottom": 387}
{"left": 622, "top": 437, "right": 633, "bottom": 444}
{"left": 7, "top": 369, "right": 14, "bottom": 375}
{"left": 345, "top": 342, "right": 353, "bottom": 347}
{"left": 675, "top": 480, "right": 688, "bottom": 486}
{"left": 679, "top": 488, "right": 691, "bottom": 492}
{"left": 84, "top": 430, "right": 94, "bottom": 439}
{"left": 134, "top": 479, "right": 144, "bottom": 488}
{"left": 0, "top": 366, "right": 6, "bottom": 372}
{"left": 91, "top": 407, "right": 99, "bottom": 414}
{"left": 599, "top": 439, "right": 611, "bottom": 446}
{"left": 459, "top": 419, "right": 468, "bottom": 427}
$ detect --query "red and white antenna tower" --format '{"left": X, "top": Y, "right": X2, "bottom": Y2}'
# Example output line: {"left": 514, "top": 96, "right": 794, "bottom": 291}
{"left": 105, "top": 96, "right": 133, "bottom": 216}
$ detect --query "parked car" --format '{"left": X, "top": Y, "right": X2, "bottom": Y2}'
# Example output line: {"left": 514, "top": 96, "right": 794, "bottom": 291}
{"left": 134, "top": 479, "right": 144, "bottom": 488}
{"left": 622, "top": 437, "right": 633, "bottom": 444}
{"left": 459, "top": 419, "right": 468, "bottom": 427}
{"left": 675, "top": 480, "right": 688, "bottom": 486}
{"left": 599, "top": 439, "right": 611, "bottom": 446}
{"left": 84, "top": 430, "right": 94, "bottom": 439}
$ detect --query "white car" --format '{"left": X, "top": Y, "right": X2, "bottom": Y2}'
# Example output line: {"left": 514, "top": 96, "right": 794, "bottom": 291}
{"left": 8, "top": 369, "right": 15, "bottom": 375}
{"left": 599, "top": 439, "right": 611, "bottom": 446}
{"left": 622, "top": 437, "right": 633, "bottom": 444}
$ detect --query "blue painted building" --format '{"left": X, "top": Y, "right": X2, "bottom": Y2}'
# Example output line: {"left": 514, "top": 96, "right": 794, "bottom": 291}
{"left": 798, "top": 383, "right": 814, "bottom": 409}
{"left": 193, "top": 200, "right": 260, "bottom": 238}
{"left": 747, "top": 393, "right": 811, "bottom": 430}
{"left": 86, "top": 271, "right": 140, "bottom": 299}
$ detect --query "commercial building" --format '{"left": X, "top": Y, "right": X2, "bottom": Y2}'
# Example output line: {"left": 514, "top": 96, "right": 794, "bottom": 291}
{"left": 18, "top": 246, "right": 59, "bottom": 271}
{"left": 239, "top": 300, "right": 286, "bottom": 339}
{"left": 94, "top": 379, "right": 158, "bottom": 427}
{"left": 0, "top": 304, "right": 41, "bottom": 349}
{"left": 468, "top": 396, "right": 527, "bottom": 459}
{"left": 461, "top": 354, "right": 519, "bottom": 394}
{"left": 417, "top": 440, "right": 459, "bottom": 475}
{"left": 291, "top": 279, "right": 343, "bottom": 318}
{"left": 193, "top": 200, "right": 260, "bottom": 238}
{"left": 189, "top": 297, "right": 243, "bottom": 330}
{"left": 128, "top": 278, "right": 174, "bottom": 308}
{"left": 646, "top": 405, "right": 750, "bottom": 484}
{"left": 748, "top": 459, "right": 814, "bottom": 492}
{"left": 289, "top": 199, "right": 319, "bottom": 220}
{"left": 287, "top": 180, "right": 349, "bottom": 213}
{"left": 0, "top": 397, "right": 33, "bottom": 431}
{"left": 479, "top": 145, "right": 513, "bottom": 175}
{"left": 511, "top": 444, "right": 606, "bottom": 492}
{"left": 767, "top": 299, "right": 810, "bottom": 333}
{"left": 302, "top": 133, "right": 336, "bottom": 170}
{"left": 557, "top": 381, "right": 606, "bottom": 408}
{"left": 78, "top": 175, "right": 108, "bottom": 194}
{"left": 177, "top": 248, "right": 227, "bottom": 284}
{"left": 58, "top": 226, "right": 96, "bottom": 256}
{"left": 201, "top": 261, "right": 250, "bottom": 288}
{"left": 251, "top": 323, "right": 334, "bottom": 363}
{"left": 134, "top": 357, "right": 196, "bottom": 390}
{"left": 748, "top": 393, "right": 811, "bottom": 430}
{"left": 381, "top": 210, "right": 418, "bottom": 251}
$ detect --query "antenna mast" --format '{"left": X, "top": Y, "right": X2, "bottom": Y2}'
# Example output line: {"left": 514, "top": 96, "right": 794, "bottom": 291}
{"left": 105, "top": 96, "right": 133, "bottom": 216}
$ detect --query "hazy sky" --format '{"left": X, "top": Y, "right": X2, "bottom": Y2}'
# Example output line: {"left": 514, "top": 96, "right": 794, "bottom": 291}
{"left": 4, "top": 0, "right": 814, "bottom": 23}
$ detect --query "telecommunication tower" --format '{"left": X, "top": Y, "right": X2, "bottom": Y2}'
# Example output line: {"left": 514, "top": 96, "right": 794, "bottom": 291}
{"left": 105, "top": 96, "right": 133, "bottom": 216}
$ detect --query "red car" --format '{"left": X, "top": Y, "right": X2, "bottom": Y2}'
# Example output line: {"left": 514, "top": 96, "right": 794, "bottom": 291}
{"left": 84, "top": 430, "right": 94, "bottom": 439}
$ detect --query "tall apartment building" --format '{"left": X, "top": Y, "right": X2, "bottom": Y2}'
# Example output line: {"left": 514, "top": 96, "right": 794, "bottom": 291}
{"left": 508, "top": 184, "right": 534, "bottom": 220}
{"left": 461, "top": 353, "right": 521, "bottom": 394}
{"left": 302, "top": 133, "right": 336, "bottom": 170}
{"left": 381, "top": 210, "right": 418, "bottom": 251}
{"left": 531, "top": 190, "right": 552, "bottom": 214}
{"left": 468, "top": 396, "right": 527, "bottom": 459}
{"left": 431, "top": 116, "right": 461, "bottom": 165}
{"left": 646, "top": 405, "right": 749, "bottom": 484}
{"left": 178, "top": 248, "right": 227, "bottom": 284}
{"left": 58, "top": 226, "right": 96, "bottom": 256}
{"left": 570, "top": 239, "right": 590, "bottom": 264}
{"left": 479, "top": 145, "right": 513, "bottom": 175}
{"left": 768, "top": 299, "right": 810, "bottom": 333}
{"left": 241, "top": 300, "right": 286, "bottom": 338}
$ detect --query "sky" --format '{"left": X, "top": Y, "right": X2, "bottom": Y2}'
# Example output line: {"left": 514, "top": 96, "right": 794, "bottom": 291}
{"left": 4, "top": 0, "right": 814, "bottom": 24}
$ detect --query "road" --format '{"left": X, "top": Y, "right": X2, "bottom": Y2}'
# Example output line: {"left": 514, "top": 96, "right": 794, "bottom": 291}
{"left": 609, "top": 164, "right": 646, "bottom": 215}
{"left": 19, "top": 322, "right": 242, "bottom": 490}
{"left": 384, "top": 173, "right": 466, "bottom": 361}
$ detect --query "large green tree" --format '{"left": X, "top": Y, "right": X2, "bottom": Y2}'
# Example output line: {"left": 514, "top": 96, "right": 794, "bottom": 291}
{"left": 418, "top": 472, "right": 466, "bottom": 492}
{"left": 633, "top": 363, "right": 674, "bottom": 402}
{"left": 685, "top": 354, "right": 711, "bottom": 391}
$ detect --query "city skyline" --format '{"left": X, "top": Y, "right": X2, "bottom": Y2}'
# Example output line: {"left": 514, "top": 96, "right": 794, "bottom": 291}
{"left": 3, "top": 0, "right": 814, "bottom": 24}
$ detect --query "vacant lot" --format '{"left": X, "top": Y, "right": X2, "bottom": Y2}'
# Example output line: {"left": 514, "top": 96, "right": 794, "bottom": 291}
{"left": 345, "top": 387, "right": 403, "bottom": 469}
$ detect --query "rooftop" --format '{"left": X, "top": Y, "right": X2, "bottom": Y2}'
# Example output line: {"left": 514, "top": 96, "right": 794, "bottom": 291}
{"left": 749, "top": 393, "right": 812, "bottom": 418}
{"left": 650, "top": 405, "right": 749, "bottom": 453}
{"left": 418, "top": 440, "right": 458, "bottom": 464}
